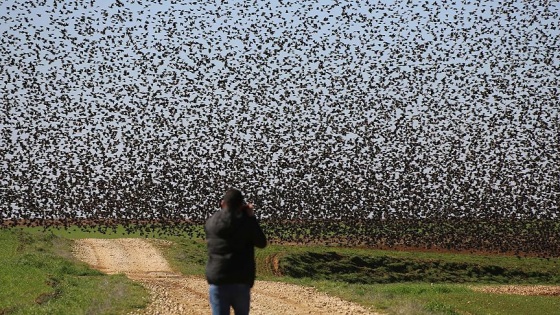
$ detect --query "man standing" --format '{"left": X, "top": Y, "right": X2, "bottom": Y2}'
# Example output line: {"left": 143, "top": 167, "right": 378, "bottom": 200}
{"left": 205, "top": 188, "right": 267, "bottom": 315}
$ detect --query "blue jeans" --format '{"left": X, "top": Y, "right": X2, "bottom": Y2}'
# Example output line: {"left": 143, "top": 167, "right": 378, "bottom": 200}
{"left": 209, "top": 283, "right": 251, "bottom": 315}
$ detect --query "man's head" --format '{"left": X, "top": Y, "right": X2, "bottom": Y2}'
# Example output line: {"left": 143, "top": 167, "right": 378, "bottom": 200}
{"left": 221, "top": 188, "right": 245, "bottom": 211}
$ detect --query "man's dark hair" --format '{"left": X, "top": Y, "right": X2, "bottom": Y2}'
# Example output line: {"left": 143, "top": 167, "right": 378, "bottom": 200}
{"left": 223, "top": 188, "right": 245, "bottom": 211}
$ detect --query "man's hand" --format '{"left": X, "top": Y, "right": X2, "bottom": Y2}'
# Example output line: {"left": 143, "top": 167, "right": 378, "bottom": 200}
{"left": 244, "top": 203, "right": 255, "bottom": 217}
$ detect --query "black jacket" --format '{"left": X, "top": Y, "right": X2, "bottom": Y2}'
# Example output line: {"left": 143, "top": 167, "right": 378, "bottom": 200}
{"left": 205, "top": 209, "right": 267, "bottom": 287}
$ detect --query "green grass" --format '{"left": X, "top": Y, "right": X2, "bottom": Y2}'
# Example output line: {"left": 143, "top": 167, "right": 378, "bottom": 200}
{"left": 158, "top": 238, "right": 560, "bottom": 315}
{"left": 276, "top": 250, "right": 560, "bottom": 284}
{"left": 24, "top": 224, "right": 177, "bottom": 239}
{"left": 0, "top": 228, "right": 148, "bottom": 315}
{"left": 6, "top": 226, "right": 560, "bottom": 315}
{"left": 271, "top": 279, "right": 560, "bottom": 315}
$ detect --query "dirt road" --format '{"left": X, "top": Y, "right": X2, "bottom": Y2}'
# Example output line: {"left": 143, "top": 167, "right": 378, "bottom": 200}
{"left": 73, "top": 238, "right": 377, "bottom": 315}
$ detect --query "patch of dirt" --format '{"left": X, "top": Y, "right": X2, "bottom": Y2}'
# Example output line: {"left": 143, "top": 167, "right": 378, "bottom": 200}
{"left": 471, "top": 285, "right": 560, "bottom": 296}
{"left": 264, "top": 253, "right": 283, "bottom": 277}
{"left": 73, "top": 238, "right": 378, "bottom": 315}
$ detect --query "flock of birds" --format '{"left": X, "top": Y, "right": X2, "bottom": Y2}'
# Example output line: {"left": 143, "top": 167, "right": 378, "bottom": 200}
{"left": 1, "top": 0, "right": 559, "bottom": 256}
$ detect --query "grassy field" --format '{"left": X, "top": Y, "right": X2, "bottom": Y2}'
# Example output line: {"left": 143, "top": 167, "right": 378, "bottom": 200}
{"left": 0, "top": 228, "right": 148, "bottom": 315}
{"left": 3, "top": 226, "right": 560, "bottom": 315}
{"left": 164, "top": 238, "right": 560, "bottom": 315}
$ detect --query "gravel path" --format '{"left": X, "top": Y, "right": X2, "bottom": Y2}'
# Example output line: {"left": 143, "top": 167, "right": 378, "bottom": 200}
{"left": 471, "top": 285, "right": 560, "bottom": 296}
{"left": 73, "top": 238, "right": 378, "bottom": 315}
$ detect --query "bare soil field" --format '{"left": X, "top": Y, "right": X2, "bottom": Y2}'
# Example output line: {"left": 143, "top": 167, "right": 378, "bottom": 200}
{"left": 471, "top": 285, "right": 560, "bottom": 296}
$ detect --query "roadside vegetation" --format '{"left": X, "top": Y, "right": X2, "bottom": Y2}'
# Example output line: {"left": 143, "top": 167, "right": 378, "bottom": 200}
{"left": 163, "top": 233, "right": 560, "bottom": 315}
{"left": 0, "top": 228, "right": 148, "bottom": 315}
{"left": 5, "top": 226, "right": 560, "bottom": 315}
